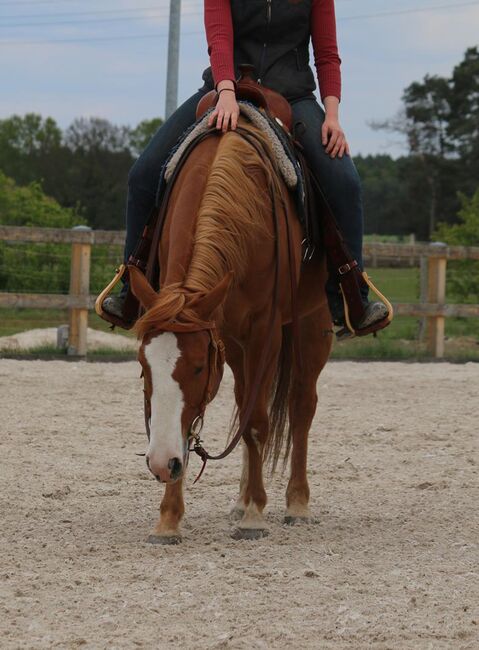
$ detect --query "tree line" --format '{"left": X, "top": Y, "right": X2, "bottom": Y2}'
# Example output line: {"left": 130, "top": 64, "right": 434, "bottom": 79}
{"left": 0, "top": 47, "right": 478, "bottom": 241}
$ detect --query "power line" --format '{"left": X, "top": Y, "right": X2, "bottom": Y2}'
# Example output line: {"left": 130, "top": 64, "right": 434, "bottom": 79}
{"left": 0, "top": 3, "right": 194, "bottom": 20}
{"left": 0, "top": 31, "right": 178, "bottom": 45}
{"left": 0, "top": 10, "right": 202, "bottom": 28}
{"left": 0, "top": 1, "right": 477, "bottom": 45}
{"left": 341, "top": 0, "right": 479, "bottom": 21}
{"left": 0, "top": 0, "right": 471, "bottom": 21}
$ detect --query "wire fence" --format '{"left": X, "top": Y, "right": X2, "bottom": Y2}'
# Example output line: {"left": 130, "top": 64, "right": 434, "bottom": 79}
{"left": 0, "top": 225, "right": 478, "bottom": 357}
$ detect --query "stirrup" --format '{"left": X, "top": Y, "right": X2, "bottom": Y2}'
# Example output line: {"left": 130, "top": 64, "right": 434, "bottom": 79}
{"left": 95, "top": 264, "right": 135, "bottom": 329}
{"left": 341, "top": 271, "right": 394, "bottom": 338}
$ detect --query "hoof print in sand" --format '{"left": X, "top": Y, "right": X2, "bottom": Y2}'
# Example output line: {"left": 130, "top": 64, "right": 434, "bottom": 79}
{"left": 283, "top": 516, "right": 319, "bottom": 526}
{"left": 231, "top": 527, "right": 269, "bottom": 541}
{"left": 147, "top": 534, "right": 182, "bottom": 545}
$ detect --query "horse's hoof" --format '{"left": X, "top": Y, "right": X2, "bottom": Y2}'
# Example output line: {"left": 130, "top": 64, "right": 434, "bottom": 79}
{"left": 229, "top": 507, "right": 245, "bottom": 521}
{"left": 231, "top": 527, "right": 269, "bottom": 541}
{"left": 147, "top": 534, "right": 182, "bottom": 545}
{"left": 283, "top": 515, "right": 319, "bottom": 526}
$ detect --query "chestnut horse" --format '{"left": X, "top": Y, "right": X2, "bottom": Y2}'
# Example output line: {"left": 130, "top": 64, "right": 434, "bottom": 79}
{"left": 128, "top": 117, "right": 332, "bottom": 543}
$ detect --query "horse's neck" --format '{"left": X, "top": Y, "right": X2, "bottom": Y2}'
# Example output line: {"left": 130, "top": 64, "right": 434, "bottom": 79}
{"left": 159, "top": 147, "right": 215, "bottom": 289}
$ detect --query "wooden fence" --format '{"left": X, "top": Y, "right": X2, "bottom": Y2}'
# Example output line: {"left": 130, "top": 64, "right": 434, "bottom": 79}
{"left": 1, "top": 225, "right": 478, "bottom": 357}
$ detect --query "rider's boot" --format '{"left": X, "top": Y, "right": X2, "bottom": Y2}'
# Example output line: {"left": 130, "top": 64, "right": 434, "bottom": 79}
{"left": 328, "top": 290, "right": 389, "bottom": 341}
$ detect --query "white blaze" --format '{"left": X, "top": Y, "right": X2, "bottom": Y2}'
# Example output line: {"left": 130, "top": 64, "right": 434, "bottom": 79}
{"left": 144, "top": 332, "right": 184, "bottom": 468}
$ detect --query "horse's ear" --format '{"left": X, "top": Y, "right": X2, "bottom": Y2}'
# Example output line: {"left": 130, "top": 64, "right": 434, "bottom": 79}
{"left": 128, "top": 265, "right": 158, "bottom": 311}
{"left": 193, "top": 271, "right": 234, "bottom": 319}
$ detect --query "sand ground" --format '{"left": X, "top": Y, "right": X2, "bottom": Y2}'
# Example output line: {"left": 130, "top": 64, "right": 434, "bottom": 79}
{"left": 0, "top": 359, "right": 477, "bottom": 649}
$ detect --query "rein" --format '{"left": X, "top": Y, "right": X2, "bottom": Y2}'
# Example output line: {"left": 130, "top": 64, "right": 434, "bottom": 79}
{"left": 142, "top": 125, "right": 301, "bottom": 482}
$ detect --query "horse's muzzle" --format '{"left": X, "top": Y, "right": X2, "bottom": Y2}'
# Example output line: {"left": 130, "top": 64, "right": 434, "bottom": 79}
{"left": 146, "top": 455, "right": 184, "bottom": 483}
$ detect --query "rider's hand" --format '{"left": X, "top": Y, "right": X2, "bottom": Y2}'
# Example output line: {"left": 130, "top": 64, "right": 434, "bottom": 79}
{"left": 322, "top": 115, "right": 350, "bottom": 159}
{"left": 208, "top": 81, "right": 240, "bottom": 133}
{"left": 322, "top": 96, "right": 350, "bottom": 159}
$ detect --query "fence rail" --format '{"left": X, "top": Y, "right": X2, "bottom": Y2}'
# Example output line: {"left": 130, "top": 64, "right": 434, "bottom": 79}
{"left": 1, "top": 226, "right": 478, "bottom": 357}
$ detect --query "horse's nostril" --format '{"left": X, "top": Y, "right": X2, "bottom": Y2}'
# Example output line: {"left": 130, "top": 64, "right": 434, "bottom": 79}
{"left": 146, "top": 456, "right": 151, "bottom": 470}
{"left": 168, "top": 457, "right": 183, "bottom": 480}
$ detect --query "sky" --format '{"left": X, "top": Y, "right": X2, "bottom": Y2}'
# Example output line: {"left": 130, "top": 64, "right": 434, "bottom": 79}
{"left": 1, "top": 0, "right": 478, "bottom": 157}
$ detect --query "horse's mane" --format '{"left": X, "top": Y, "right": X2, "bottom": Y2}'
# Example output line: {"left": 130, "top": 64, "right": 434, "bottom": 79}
{"left": 184, "top": 123, "right": 274, "bottom": 294}
{"left": 134, "top": 284, "right": 206, "bottom": 339}
{"left": 136, "top": 121, "right": 277, "bottom": 337}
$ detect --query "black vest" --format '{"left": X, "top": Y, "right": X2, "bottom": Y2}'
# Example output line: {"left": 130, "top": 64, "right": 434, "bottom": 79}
{"left": 202, "top": 0, "right": 316, "bottom": 102}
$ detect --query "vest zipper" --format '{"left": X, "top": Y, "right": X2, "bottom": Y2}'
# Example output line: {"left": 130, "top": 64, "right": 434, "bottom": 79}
{"left": 258, "top": 0, "right": 272, "bottom": 84}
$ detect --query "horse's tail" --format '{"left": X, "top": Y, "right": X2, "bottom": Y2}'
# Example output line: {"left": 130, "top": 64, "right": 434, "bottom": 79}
{"left": 264, "top": 323, "right": 294, "bottom": 473}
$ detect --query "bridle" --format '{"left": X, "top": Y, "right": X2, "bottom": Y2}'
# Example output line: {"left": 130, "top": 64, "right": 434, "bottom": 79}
{"left": 141, "top": 318, "right": 226, "bottom": 480}
{"left": 141, "top": 124, "right": 301, "bottom": 483}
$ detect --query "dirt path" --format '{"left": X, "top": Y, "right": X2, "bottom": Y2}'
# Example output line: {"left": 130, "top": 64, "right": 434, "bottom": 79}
{"left": 0, "top": 360, "right": 477, "bottom": 649}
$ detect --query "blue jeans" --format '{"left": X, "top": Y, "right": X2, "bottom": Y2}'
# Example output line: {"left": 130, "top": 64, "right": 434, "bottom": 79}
{"left": 291, "top": 97, "right": 367, "bottom": 306}
{"left": 124, "top": 87, "right": 209, "bottom": 261}
{"left": 124, "top": 91, "right": 366, "bottom": 306}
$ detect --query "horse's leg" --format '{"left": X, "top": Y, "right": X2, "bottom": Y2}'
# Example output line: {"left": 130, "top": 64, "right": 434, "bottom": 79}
{"left": 225, "top": 338, "right": 249, "bottom": 520}
{"left": 232, "top": 329, "right": 281, "bottom": 540}
{"left": 147, "top": 479, "right": 184, "bottom": 545}
{"left": 285, "top": 305, "right": 332, "bottom": 524}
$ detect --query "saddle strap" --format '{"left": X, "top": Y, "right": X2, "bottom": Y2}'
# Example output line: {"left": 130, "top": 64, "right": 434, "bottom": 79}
{"left": 297, "top": 153, "right": 371, "bottom": 329}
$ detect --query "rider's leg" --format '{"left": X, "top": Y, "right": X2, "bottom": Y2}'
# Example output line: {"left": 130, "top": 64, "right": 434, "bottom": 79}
{"left": 103, "top": 87, "right": 209, "bottom": 317}
{"left": 291, "top": 97, "right": 377, "bottom": 324}
{"left": 124, "top": 86, "right": 210, "bottom": 263}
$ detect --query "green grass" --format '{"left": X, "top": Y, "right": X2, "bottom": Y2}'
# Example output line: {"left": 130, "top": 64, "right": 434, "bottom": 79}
{"left": 0, "top": 308, "right": 134, "bottom": 338}
{"left": 1, "top": 267, "right": 477, "bottom": 361}
{"left": 0, "top": 344, "right": 135, "bottom": 361}
{"left": 329, "top": 266, "right": 478, "bottom": 361}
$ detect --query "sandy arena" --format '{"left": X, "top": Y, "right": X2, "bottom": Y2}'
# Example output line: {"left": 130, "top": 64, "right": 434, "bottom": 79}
{"left": 0, "top": 359, "right": 477, "bottom": 649}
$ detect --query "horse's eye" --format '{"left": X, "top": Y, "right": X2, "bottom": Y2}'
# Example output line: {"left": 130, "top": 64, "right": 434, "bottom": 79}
{"left": 194, "top": 366, "right": 204, "bottom": 376}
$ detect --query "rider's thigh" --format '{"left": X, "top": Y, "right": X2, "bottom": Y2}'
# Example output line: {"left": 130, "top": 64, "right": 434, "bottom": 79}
{"left": 128, "top": 87, "right": 209, "bottom": 194}
{"left": 291, "top": 96, "right": 361, "bottom": 201}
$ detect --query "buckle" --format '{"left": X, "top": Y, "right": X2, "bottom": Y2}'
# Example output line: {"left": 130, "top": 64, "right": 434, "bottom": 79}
{"left": 127, "top": 256, "right": 147, "bottom": 271}
{"left": 338, "top": 260, "right": 358, "bottom": 275}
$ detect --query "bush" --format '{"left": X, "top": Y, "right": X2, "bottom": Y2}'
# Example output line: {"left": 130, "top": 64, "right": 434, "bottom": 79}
{"left": 435, "top": 188, "right": 479, "bottom": 302}
{"left": 0, "top": 172, "right": 83, "bottom": 292}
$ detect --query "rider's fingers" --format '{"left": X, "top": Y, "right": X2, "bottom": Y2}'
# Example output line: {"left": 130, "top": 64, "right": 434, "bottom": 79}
{"left": 222, "top": 112, "right": 230, "bottom": 133}
{"left": 325, "top": 130, "right": 339, "bottom": 154}
{"left": 321, "top": 122, "right": 329, "bottom": 146}
{"left": 330, "top": 136, "right": 344, "bottom": 159}
{"left": 215, "top": 110, "right": 224, "bottom": 130}
{"left": 231, "top": 110, "right": 239, "bottom": 131}
{"left": 208, "top": 109, "right": 218, "bottom": 127}
{"left": 337, "top": 141, "right": 347, "bottom": 159}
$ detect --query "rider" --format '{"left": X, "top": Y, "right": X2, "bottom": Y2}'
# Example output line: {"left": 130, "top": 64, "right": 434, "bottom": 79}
{"left": 103, "top": 0, "right": 388, "bottom": 331}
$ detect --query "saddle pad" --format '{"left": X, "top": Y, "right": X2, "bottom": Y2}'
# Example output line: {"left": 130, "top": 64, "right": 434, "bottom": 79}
{"left": 164, "top": 101, "right": 298, "bottom": 190}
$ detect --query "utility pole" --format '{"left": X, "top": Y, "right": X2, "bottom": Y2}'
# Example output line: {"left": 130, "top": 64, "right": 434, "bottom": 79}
{"left": 165, "top": 0, "right": 181, "bottom": 120}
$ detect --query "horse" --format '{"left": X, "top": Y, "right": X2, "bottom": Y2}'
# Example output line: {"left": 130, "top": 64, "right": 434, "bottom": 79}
{"left": 128, "top": 115, "right": 333, "bottom": 543}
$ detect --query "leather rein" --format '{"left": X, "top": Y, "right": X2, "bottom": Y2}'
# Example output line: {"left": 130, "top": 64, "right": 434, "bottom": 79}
{"left": 143, "top": 125, "right": 300, "bottom": 483}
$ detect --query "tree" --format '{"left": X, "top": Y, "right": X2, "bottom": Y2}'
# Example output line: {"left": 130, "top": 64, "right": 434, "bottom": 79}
{"left": 435, "top": 188, "right": 479, "bottom": 302}
{"left": 370, "top": 48, "right": 479, "bottom": 238}
{"left": 448, "top": 47, "right": 479, "bottom": 158}
{"left": 128, "top": 117, "right": 163, "bottom": 157}
{"left": 0, "top": 172, "right": 81, "bottom": 292}
{"left": 64, "top": 117, "right": 131, "bottom": 153}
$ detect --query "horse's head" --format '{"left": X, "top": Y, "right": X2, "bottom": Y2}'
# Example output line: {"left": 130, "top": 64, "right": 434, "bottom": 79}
{"left": 129, "top": 266, "right": 232, "bottom": 483}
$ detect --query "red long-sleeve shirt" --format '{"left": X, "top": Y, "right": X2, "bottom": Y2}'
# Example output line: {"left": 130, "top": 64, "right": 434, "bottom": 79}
{"left": 204, "top": 0, "right": 342, "bottom": 101}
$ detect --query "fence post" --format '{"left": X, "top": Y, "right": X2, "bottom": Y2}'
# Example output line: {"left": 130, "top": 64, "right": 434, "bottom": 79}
{"left": 68, "top": 226, "right": 92, "bottom": 356}
{"left": 427, "top": 243, "right": 447, "bottom": 359}
{"left": 418, "top": 256, "right": 428, "bottom": 341}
